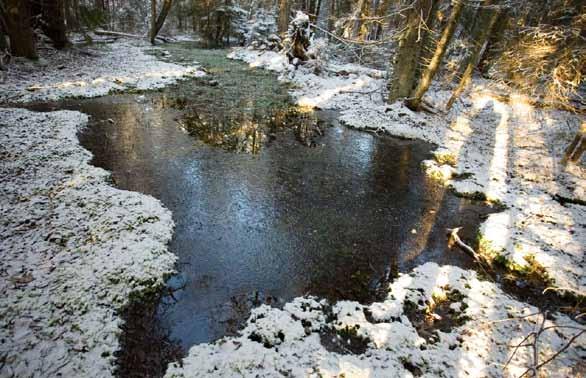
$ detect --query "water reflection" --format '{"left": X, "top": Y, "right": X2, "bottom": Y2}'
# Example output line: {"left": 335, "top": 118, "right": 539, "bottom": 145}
{"left": 175, "top": 105, "right": 327, "bottom": 153}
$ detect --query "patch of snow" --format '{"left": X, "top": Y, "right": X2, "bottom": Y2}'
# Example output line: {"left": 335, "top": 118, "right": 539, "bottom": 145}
{"left": 0, "top": 108, "right": 176, "bottom": 376}
{"left": 0, "top": 40, "right": 205, "bottom": 103}
{"left": 168, "top": 263, "right": 585, "bottom": 377}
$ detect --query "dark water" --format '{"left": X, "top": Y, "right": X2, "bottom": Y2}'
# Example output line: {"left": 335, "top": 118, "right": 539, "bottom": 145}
{"left": 27, "top": 45, "right": 494, "bottom": 352}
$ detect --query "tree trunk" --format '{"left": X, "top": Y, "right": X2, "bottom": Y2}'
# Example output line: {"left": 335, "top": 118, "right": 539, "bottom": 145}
{"left": 387, "top": 0, "right": 437, "bottom": 103}
{"left": 561, "top": 123, "right": 586, "bottom": 165}
{"left": 150, "top": 0, "right": 173, "bottom": 44}
{"left": 350, "top": 0, "right": 369, "bottom": 39}
{"left": 414, "top": 0, "right": 440, "bottom": 82}
{"left": 41, "top": 0, "right": 69, "bottom": 48}
{"left": 446, "top": 4, "right": 500, "bottom": 110}
{"left": 406, "top": 0, "right": 464, "bottom": 111}
{"left": 369, "top": 0, "right": 390, "bottom": 40}
{"left": 316, "top": 0, "right": 331, "bottom": 37}
{"left": 1, "top": 0, "right": 37, "bottom": 58}
{"left": 150, "top": 0, "right": 157, "bottom": 42}
{"left": 278, "top": 0, "right": 290, "bottom": 34}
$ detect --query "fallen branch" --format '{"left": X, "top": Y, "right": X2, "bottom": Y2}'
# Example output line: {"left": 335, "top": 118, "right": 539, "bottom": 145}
{"left": 447, "top": 227, "right": 485, "bottom": 264}
{"left": 95, "top": 29, "right": 142, "bottom": 39}
{"left": 543, "top": 286, "right": 586, "bottom": 298}
{"left": 94, "top": 29, "right": 174, "bottom": 43}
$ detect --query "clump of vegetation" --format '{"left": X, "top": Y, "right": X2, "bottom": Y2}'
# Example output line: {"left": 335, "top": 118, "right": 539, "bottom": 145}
{"left": 319, "top": 324, "right": 370, "bottom": 355}
{"left": 403, "top": 287, "right": 470, "bottom": 344}
{"left": 433, "top": 151, "right": 457, "bottom": 167}
{"left": 399, "top": 357, "right": 423, "bottom": 377}
{"left": 248, "top": 329, "right": 286, "bottom": 349}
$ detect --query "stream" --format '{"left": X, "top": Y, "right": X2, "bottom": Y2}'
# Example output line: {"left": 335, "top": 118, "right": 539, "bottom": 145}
{"left": 27, "top": 43, "right": 495, "bottom": 375}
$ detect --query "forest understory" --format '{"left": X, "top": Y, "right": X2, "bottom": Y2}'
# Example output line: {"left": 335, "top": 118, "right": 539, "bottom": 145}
{"left": 1, "top": 0, "right": 585, "bottom": 377}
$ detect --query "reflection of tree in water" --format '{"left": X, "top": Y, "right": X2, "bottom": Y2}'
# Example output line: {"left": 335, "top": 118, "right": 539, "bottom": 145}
{"left": 181, "top": 107, "right": 328, "bottom": 153}
{"left": 183, "top": 111, "right": 266, "bottom": 154}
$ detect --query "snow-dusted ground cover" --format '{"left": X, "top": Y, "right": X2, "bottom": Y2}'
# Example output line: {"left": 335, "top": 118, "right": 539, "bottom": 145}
{"left": 0, "top": 38, "right": 204, "bottom": 103}
{"left": 0, "top": 109, "right": 176, "bottom": 376}
{"left": 168, "top": 263, "right": 585, "bottom": 377}
{"left": 228, "top": 48, "right": 585, "bottom": 294}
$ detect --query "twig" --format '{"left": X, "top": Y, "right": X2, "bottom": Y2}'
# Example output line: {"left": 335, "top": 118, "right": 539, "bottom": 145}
{"left": 503, "top": 310, "right": 586, "bottom": 377}
{"left": 447, "top": 227, "right": 484, "bottom": 263}
{"left": 519, "top": 329, "right": 585, "bottom": 378}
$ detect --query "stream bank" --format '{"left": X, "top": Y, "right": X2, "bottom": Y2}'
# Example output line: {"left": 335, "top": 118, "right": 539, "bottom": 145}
{"left": 27, "top": 44, "right": 496, "bottom": 374}
{"left": 2, "top": 40, "right": 583, "bottom": 378}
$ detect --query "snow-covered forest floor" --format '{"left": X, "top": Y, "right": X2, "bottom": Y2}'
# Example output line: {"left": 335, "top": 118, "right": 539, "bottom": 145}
{"left": 0, "top": 39, "right": 204, "bottom": 103}
{"left": 0, "top": 39, "right": 584, "bottom": 377}
{"left": 0, "top": 40, "right": 203, "bottom": 377}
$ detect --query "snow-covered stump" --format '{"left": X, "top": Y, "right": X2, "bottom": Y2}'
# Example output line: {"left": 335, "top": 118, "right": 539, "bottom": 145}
{"left": 167, "top": 263, "right": 585, "bottom": 377}
{"left": 284, "top": 11, "right": 312, "bottom": 65}
{"left": 0, "top": 109, "right": 176, "bottom": 376}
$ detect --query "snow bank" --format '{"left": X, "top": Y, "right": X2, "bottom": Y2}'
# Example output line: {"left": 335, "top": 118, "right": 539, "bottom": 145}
{"left": 0, "top": 40, "right": 205, "bottom": 103}
{"left": 228, "top": 47, "right": 586, "bottom": 294}
{"left": 167, "top": 263, "right": 585, "bottom": 377}
{"left": 0, "top": 108, "right": 176, "bottom": 376}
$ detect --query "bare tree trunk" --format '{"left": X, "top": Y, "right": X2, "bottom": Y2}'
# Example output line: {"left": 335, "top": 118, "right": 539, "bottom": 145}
{"left": 350, "top": 0, "right": 369, "bottom": 39}
{"left": 278, "top": 0, "right": 290, "bottom": 34}
{"left": 446, "top": 4, "right": 500, "bottom": 110}
{"left": 150, "top": 0, "right": 157, "bottom": 42}
{"left": 41, "top": 0, "right": 69, "bottom": 48}
{"left": 150, "top": 0, "right": 173, "bottom": 44}
{"left": 406, "top": 0, "right": 464, "bottom": 111}
{"left": 387, "top": 0, "right": 437, "bottom": 103}
{"left": 316, "top": 0, "right": 331, "bottom": 37}
{"left": 561, "top": 123, "right": 586, "bottom": 165}
{"left": 414, "top": 0, "right": 440, "bottom": 81}
{"left": 369, "top": 0, "right": 389, "bottom": 40}
{"left": 1, "top": 0, "right": 37, "bottom": 58}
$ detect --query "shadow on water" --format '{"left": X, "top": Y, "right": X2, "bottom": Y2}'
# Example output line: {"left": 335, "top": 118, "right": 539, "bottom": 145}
{"left": 25, "top": 43, "right": 497, "bottom": 376}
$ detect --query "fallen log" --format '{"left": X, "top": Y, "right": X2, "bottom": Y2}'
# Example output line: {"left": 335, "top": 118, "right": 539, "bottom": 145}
{"left": 95, "top": 29, "right": 142, "bottom": 39}
{"left": 94, "top": 29, "right": 174, "bottom": 43}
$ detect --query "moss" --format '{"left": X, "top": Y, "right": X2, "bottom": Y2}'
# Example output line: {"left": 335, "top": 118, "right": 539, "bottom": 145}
{"left": 433, "top": 151, "right": 457, "bottom": 167}
{"left": 477, "top": 234, "right": 560, "bottom": 297}
{"left": 452, "top": 171, "right": 474, "bottom": 180}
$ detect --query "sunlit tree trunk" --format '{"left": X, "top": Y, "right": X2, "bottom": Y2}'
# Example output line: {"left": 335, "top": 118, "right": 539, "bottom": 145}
{"left": 349, "top": 0, "right": 369, "bottom": 39}
{"left": 150, "top": 0, "right": 173, "bottom": 44}
{"left": 562, "top": 123, "right": 586, "bottom": 165}
{"left": 278, "top": 0, "right": 290, "bottom": 34}
{"left": 1, "top": 0, "right": 37, "bottom": 59}
{"left": 446, "top": 3, "right": 500, "bottom": 110}
{"left": 406, "top": 0, "right": 464, "bottom": 111}
{"left": 414, "top": 0, "right": 440, "bottom": 81}
{"left": 387, "top": 0, "right": 437, "bottom": 103}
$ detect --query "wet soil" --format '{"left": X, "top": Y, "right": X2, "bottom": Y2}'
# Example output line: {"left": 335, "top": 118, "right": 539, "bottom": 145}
{"left": 25, "top": 43, "right": 497, "bottom": 375}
